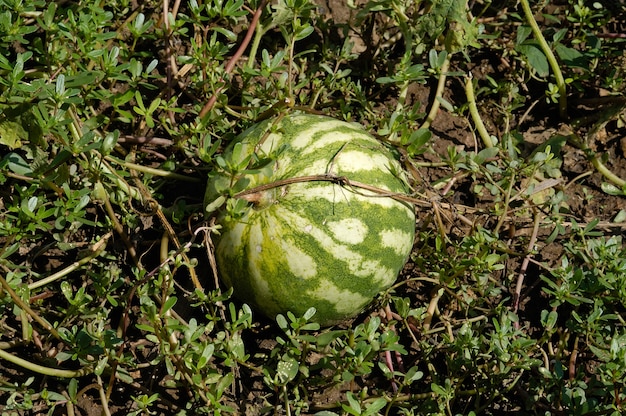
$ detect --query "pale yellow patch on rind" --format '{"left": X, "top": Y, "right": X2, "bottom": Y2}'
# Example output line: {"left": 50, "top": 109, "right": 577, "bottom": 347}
{"left": 380, "top": 229, "right": 415, "bottom": 257}
{"left": 276, "top": 207, "right": 393, "bottom": 279}
{"left": 307, "top": 280, "right": 370, "bottom": 315}
{"left": 334, "top": 150, "right": 390, "bottom": 173}
{"left": 247, "top": 219, "right": 274, "bottom": 309}
{"left": 289, "top": 120, "right": 354, "bottom": 151}
{"left": 280, "top": 239, "right": 317, "bottom": 279}
{"left": 326, "top": 218, "right": 368, "bottom": 245}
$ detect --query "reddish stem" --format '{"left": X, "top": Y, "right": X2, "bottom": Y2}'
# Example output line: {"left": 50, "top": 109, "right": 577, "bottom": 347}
{"left": 198, "top": 0, "right": 268, "bottom": 119}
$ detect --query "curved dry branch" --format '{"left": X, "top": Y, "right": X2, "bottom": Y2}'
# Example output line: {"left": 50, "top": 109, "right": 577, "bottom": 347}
{"left": 232, "top": 173, "right": 476, "bottom": 227}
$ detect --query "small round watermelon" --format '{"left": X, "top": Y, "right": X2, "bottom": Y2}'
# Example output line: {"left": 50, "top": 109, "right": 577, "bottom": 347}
{"left": 206, "top": 114, "right": 415, "bottom": 326}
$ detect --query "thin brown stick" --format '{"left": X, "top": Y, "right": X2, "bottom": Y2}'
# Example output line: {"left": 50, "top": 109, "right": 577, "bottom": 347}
{"left": 118, "top": 135, "right": 174, "bottom": 146}
{"left": 0, "top": 274, "right": 61, "bottom": 340}
{"left": 233, "top": 173, "right": 476, "bottom": 227}
{"left": 198, "top": 0, "right": 269, "bottom": 119}
{"left": 235, "top": 174, "right": 421, "bottom": 206}
{"left": 569, "top": 336, "right": 579, "bottom": 382}
{"left": 512, "top": 208, "right": 540, "bottom": 327}
{"left": 596, "top": 32, "right": 626, "bottom": 39}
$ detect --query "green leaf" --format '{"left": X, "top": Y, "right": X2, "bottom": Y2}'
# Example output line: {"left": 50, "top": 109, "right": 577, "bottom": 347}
{"left": 196, "top": 344, "right": 215, "bottom": 369}
{"left": 147, "top": 97, "right": 161, "bottom": 113}
{"left": 161, "top": 296, "right": 177, "bottom": 315}
{"left": 406, "top": 128, "right": 432, "bottom": 155}
{"left": 541, "top": 309, "right": 558, "bottom": 331}
{"left": 95, "top": 356, "right": 108, "bottom": 376}
{"left": 303, "top": 307, "right": 316, "bottom": 321}
{"left": 101, "top": 130, "right": 119, "bottom": 155}
{"left": 68, "top": 378, "right": 78, "bottom": 401}
{"left": 363, "top": 397, "right": 387, "bottom": 416}
{"left": 0, "top": 120, "right": 27, "bottom": 149}
{"left": 231, "top": 142, "right": 248, "bottom": 168}
{"left": 601, "top": 182, "right": 626, "bottom": 196}
{"left": 343, "top": 392, "right": 361, "bottom": 415}
{"left": 431, "top": 382, "right": 447, "bottom": 396}
{"left": 276, "top": 355, "right": 299, "bottom": 384}
{"left": 294, "top": 24, "right": 314, "bottom": 41}
{"left": 517, "top": 43, "right": 549, "bottom": 77}
{"left": 216, "top": 372, "right": 234, "bottom": 398}
{"left": 56, "top": 74, "right": 65, "bottom": 95}
{"left": 516, "top": 25, "right": 533, "bottom": 45}
{"left": 276, "top": 314, "right": 288, "bottom": 330}
{"left": 205, "top": 195, "right": 227, "bottom": 214}
{"left": 405, "top": 366, "right": 424, "bottom": 383}
{"left": 555, "top": 43, "right": 585, "bottom": 68}
{"left": 475, "top": 146, "right": 499, "bottom": 164}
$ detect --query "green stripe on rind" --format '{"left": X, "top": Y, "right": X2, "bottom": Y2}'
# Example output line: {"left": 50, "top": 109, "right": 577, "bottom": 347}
{"left": 217, "top": 192, "right": 415, "bottom": 324}
{"left": 214, "top": 114, "right": 416, "bottom": 325}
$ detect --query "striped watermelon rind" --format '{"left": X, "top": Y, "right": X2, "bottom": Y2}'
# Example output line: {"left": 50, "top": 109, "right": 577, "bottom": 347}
{"left": 206, "top": 114, "right": 416, "bottom": 326}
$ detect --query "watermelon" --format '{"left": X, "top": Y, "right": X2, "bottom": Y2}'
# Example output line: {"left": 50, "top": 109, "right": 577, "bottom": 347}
{"left": 205, "top": 114, "right": 415, "bottom": 326}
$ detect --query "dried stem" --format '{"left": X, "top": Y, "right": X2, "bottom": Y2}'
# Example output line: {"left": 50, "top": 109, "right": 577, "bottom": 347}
{"left": 198, "top": 0, "right": 269, "bottom": 119}
{"left": 233, "top": 174, "right": 476, "bottom": 229}
{"left": 0, "top": 274, "right": 61, "bottom": 340}
{"left": 512, "top": 208, "right": 540, "bottom": 326}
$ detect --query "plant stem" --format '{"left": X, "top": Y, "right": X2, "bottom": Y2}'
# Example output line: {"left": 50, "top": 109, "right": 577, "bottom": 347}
{"left": 512, "top": 209, "right": 540, "bottom": 324}
{"left": 388, "top": 1, "right": 413, "bottom": 118}
{"left": 104, "top": 155, "right": 201, "bottom": 182}
{"left": 589, "top": 153, "right": 626, "bottom": 188}
{"left": 247, "top": 20, "right": 268, "bottom": 71}
{"left": 494, "top": 171, "right": 516, "bottom": 235}
{"left": 0, "top": 274, "right": 61, "bottom": 340}
{"left": 566, "top": 132, "right": 626, "bottom": 188}
{"left": 464, "top": 75, "right": 493, "bottom": 148}
{"left": 28, "top": 233, "right": 111, "bottom": 290}
{"left": 420, "top": 55, "right": 450, "bottom": 130}
{"left": 520, "top": 0, "right": 567, "bottom": 119}
{"left": 0, "top": 348, "right": 91, "bottom": 378}
{"left": 97, "top": 375, "right": 113, "bottom": 416}
{"left": 198, "top": 0, "right": 269, "bottom": 119}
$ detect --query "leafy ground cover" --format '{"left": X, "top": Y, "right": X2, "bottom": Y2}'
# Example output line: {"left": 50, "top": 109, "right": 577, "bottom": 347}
{"left": 1, "top": 0, "right": 626, "bottom": 414}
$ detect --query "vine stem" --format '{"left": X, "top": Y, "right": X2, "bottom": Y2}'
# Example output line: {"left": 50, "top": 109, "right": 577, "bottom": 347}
{"left": 104, "top": 155, "right": 200, "bottom": 182}
{"left": 512, "top": 208, "right": 540, "bottom": 329}
{"left": 236, "top": 174, "right": 420, "bottom": 206}
{"left": 0, "top": 274, "right": 61, "bottom": 340}
{"left": 420, "top": 55, "right": 450, "bottom": 130}
{"left": 233, "top": 173, "right": 476, "bottom": 227}
{"left": 464, "top": 75, "right": 494, "bottom": 148}
{"left": 588, "top": 152, "right": 626, "bottom": 188}
{"left": 566, "top": 131, "right": 626, "bottom": 188}
{"left": 28, "top": 233, "right": 111, "bottom": 290}
{"left": 0, "top": 347, "right": 91, "bottom": 378}
{"left": 519, "top": 0, "right": 567, "bottom": 119}
{"left": 198, "top": 0, "right": 269, "bottom": 119}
